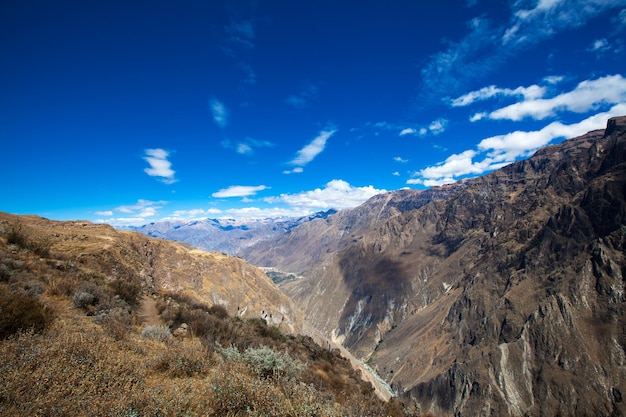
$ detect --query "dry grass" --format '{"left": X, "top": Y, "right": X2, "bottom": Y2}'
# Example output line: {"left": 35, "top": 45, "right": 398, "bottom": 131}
{"left": 0, "top": 213, "right": 414, "bottom": 416}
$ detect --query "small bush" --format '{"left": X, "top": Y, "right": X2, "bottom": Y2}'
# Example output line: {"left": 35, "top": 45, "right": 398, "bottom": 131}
{"left": 27, "top": 237, "right": 51, "bottom": 258}
{"left": 109, "top": 278, "right": 142, "bottom": 306}
{"left": 4, "top": 222, "right": 51, "bottom": 257}
{"left": 71, "top": 281, "right": 111, "bottom": 314}
{"left": 220, "top": 345, "right": 306, "bottom": 381}
{"left": 208, "top": 304, "right": 229, "bottom": 319}
{"left": 243, "top": 345, "right": 307, "bottom": 381}
{"left": 0, "top": 285, "right": 53, "bottom": 338}
{"left": 140, "top": 325, "right": 172, "bottom": 343}
{"left": 5, "top": 223, "right": 27, "bottom": 247}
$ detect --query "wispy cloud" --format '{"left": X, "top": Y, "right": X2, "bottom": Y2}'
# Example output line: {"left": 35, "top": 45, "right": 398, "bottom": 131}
{"left": 481, "top": 74, "right": 626, "bottom": 121}
{"left": 288, "top": 128, "right": 337, "bottom": 168}
{"left": 282, "top": 167, "right": 303, "bottom": 175}
{"left": 420, "top": 1, "right": 626, "bottom": 99}
{"left": 452, "top": 84, "right": 547, "bottom": 107}
{"left": 223, "top": 137, "right": 275, "bottom": 155}
{"left": 143, "top": 149, "right": 177, "bottom": 184}
{"left": 264, "top": 179, "right": 386, "bottom": 210}
{"left": 398, "top": 119, "right": 448, "bottom": 137}
{"left": 238, "top": 62, "right": 257, "bottom": 85}
{"left": 286, "top": 83, "right": 320, "bottom": 109}
{"left": 394, "top": 156, "right": 409, "bottom": 163}
{"left": 225, "top": 19, "right": 255, "bottom": 49}
{"left": 408, "top": 103, "right": 626, "bottom": 186}
{"left": 94, "top": 199, "right": 167, "bottom": 227}
{"left": 399, "top": 128, "right": 417, "bottom": 136}
{"left": 209, "top": 98, "right": 229, "bottom": 128}
{"left": 212, "top": 185, "right": 269, "bottom": 198}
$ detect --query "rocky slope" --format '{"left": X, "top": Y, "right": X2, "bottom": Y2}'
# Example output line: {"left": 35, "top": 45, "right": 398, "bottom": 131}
{"left": 245, "top": 116, "right": 626, "bottom": 416}
{"left": 0, "top": 213, "right": 304, "bottom": 331}
{"left": 241, "top": 185, "right": 465, "bottom": 274}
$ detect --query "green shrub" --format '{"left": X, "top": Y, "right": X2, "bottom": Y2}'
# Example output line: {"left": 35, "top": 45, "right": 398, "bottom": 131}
{"left": 243, "top": 345, "right": 307, "bottom": 381}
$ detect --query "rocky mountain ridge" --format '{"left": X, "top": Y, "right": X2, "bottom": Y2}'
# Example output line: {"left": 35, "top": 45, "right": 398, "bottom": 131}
{"left": 243, "top": 116, "right": 626, "bottom": 416}
{"left": 128, "top": 210, "right": 337, "bottom": 256}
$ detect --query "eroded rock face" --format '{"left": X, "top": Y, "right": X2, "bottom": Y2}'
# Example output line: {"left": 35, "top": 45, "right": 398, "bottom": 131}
{"left": 251, "top": 116, "right": 626, "bottom": 416}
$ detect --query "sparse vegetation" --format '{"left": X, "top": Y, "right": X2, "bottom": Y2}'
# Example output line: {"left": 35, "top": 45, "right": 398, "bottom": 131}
{"left": 0, "top": 212, "right": 414, "bottom": 416}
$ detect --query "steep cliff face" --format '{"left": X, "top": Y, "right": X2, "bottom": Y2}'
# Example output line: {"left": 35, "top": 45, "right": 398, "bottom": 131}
{"left": 253, "top": 116, "right": 626, "bottom": 415}
{"left": 242, "top": 186, "right": 464, "bottom": 274}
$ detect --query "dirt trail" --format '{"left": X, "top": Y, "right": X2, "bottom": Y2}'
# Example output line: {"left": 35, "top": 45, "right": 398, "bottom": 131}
{"left": 139, "top": 296, "right": 163, "bottom": 326}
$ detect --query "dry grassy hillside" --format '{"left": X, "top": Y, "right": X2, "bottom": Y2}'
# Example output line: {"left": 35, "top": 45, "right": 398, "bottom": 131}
{"left": 0, "top": 213, "right": 413, "bottom": 416}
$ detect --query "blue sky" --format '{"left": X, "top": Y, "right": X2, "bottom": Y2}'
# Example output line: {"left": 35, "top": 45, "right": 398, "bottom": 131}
{"left": 2, "top": 0, "right": 626, "bottom": 226}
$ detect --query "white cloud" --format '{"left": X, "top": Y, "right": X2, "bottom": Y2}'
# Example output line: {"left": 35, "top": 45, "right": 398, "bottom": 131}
{"left": 94, "top": 199, "right": 167, "bottom": 227}
{"left": 237, "top": 143, "right": 252, "bottom": 155}
{"left": 591, "top": 38, "right": 610, "bottom": 52}
{"left": 289, "top": 128, "right": 336, "bottom": 166}
{"left": 420, "top": 0, "right": 626, "bottom": 99}
{"left": 429, "top": 118, "right": 448, "bottom": 135}
{"left": 399, "top": 119, "right": 447, "bottom": 137}
{"left": 167, "top": 208, "right": 223, "bottom": 220}
{"left": 210, "top": 98, "right": 229, "bottom": 128}
{"left": 143, "top": 149, "right": 177, "bottom": 184}
{"left": 399, "top": 128, "right": 417, "bottom": 136}
{"left": 470, "top": 112, "right": 486, "bottom": 122}
{"left": 487, "top": 74, "right": 626, "bottom": 121}
{"left": 394, "top": 156, "right": 409, "bottom": 163}
{"left": 409, "top": 104, "right": 626, "bottom": 186}
{"left": 283, "top": 167, "right": 304, "bottom": 175}
{"left": 264, "top": 179, "right": 386, "bottom": 210}
{"left": 452, "top": 84, "right": 546, "bottom": 107}
{"left": 224, "top": 137, "right": 274, "bottom": 155}
{"left": 543, "top": 75, "right": 564, "bottom": 84}
{"left": 212, "top": 185, "right": 269, "bottom": 198}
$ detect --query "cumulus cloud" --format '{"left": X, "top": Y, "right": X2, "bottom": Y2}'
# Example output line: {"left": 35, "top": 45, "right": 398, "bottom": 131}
{"left": 265, "top": 179, "right": 386, "bottom": 210}
{"left": 212, "top": 185, "right": 269, "bottom": 198}
{"left": 143, "top": 149, "right": 177, "bottom": 184}
{"left": 428, "top": 118, "right": 448, "bottom": 135}
{"left": 485, "top": 74, "right": 626, "bottom": 121}
{"left": 409, "top": 103, "right": 626, "bottom": 186}
{"left": 288, "top": 128, "right": 336, "bottom": 167}
{"left": 394, "top": 156, "right": 409, "bottom": 163}
{"left": 210, "top": 98, "right": 229, "bottom": 128}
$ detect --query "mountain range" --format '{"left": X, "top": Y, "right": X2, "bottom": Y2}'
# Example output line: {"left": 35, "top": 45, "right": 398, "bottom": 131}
{"left": 245, "top": 115, "right": 626, "bottom": 416}
{"left": 6, "top": 116, "right": 624, "bottom": 416}
{"left": 131, "top": 116, "right": 626, "bottom": 416}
